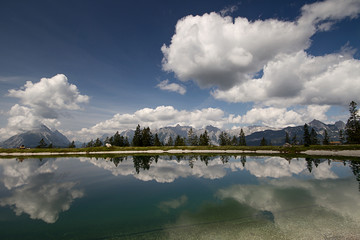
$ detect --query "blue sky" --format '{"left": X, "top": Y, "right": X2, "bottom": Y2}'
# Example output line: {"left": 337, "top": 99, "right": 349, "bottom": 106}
{"left": 0, "top": 0, "right": 360, "bottom": 141}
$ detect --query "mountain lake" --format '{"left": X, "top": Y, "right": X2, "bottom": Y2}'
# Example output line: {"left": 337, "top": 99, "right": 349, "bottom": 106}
{"left": 0, "top": 155, "right": 359, "bottom": 239}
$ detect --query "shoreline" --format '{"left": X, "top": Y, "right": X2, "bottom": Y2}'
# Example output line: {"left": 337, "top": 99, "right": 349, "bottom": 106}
{"left": 1, "top": 149, "right": 360, "bottom": 157}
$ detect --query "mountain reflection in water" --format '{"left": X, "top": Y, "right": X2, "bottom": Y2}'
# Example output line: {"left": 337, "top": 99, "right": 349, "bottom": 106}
{"left": 0, "top": 155, "right": 359, "bottom": 239}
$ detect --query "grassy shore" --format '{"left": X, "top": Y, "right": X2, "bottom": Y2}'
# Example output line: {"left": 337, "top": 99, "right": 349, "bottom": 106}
{"left": 1, "top": 144, "right": 360, "bottom": 154}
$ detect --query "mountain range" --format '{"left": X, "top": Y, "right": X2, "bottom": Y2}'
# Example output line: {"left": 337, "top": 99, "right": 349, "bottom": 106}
{"left": 0, "top": 125, "right": 70, "bottom": 148}
{"left": 0, "top": 120, "right": 346, "bottom": 148}
{"left": 105, "top": 119, "right": 345, "bottom": 146}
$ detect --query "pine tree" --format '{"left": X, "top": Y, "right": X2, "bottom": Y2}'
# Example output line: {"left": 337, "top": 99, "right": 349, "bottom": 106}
{"left": 132, "top": 124, "right": 142, "bottom": 146}
{"left": 345, "top": 101, "right": 360, "bottom": 144}
{"left": 37, "top": 138, "right": 47, "bottom": 148}
{"left": 303, "top": 124, "right": 311, "bottom": 147}
{"left": 68, "top": 141, "right": 76, "bottom": 148}
{"left": 86, "top": 139, "right": 94, "bottom": 147}
{"left": 219, "top": 131, "right": 230, "bottom": 146}
{"left": 323, "top": 130, "right": 330, "bottom": 145}
{"left": 109, "top": 136, "right": 114, "bottom": 145}
{"left": 291, "top": 133, "right": 297, "bottom": 145}
{"left": 141, "top": 127, "right": 153, "bottom": 146}
{"left": 124, "top": 137, "right": 130, "bottom": 147}
{"left": 113, "top": 131, "right": 123, "bottom": 146}
{"left": 310, "top": 128, "right": 318, "bottom": 145}
{"left": 231, "top": 136, "right": 238, "bottom": 146}
{"left": 187, "top": 128, "right": 198, "bottom": 146}
{"left": 285, "top": 132, "right": 290, "bottom": 144}
{"left": 199, "top": 130, "right": 210, "bottom": 146}
{"left": 260, "top": 137, "right": 267, "bottom": 146}
{"left": 153, "top": 133, "right": 162, "bottom": 146}
{"left": 239, "top": 128, "right": 247, "bottom": 146}
{"left": 94, "top": 138, "right": 102, "bottom": 147}
{"left": 166, "top": 136, "right": 174, "bottom": 146}
{"left": 339, "top": 130, "right": 345, "bottom": 144}
{"left": 174, "top": 135, "right": 185, "bottom": 146}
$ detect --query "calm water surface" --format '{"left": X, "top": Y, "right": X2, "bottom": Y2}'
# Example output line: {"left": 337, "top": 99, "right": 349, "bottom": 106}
{"left": 0, "top": 155, "right": 359, "bottom": 239}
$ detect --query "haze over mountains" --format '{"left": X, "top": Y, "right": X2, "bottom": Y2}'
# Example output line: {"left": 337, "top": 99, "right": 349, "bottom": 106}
{"left": 0, "top": 120, "right": 345, "bottom": 148}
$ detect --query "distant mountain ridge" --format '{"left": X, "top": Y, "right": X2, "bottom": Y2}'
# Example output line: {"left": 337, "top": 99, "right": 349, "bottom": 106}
{"left": 0, "top": 125, "right": 70, "bottom": 148}
{"left": 245, "top": 120, "right": 345, "bottom": 146}
{"left": 100, "top": 120, "right": 343, "bottom": 146}
{"left": 1, "top": 120, "right": 346, "bottom": 148}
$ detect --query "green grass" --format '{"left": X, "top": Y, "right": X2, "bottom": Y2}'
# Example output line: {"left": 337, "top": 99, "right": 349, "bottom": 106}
{"left": 1, "top": 144, "right": 360, "bottom": 154}
{"left": 1, "top": 145, "right": 360, "bottom": 161}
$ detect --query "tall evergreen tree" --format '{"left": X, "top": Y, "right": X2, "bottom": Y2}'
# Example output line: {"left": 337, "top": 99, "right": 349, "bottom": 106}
{"left": 124, "top": 137, "right": 130, "bottom": 147}
{"left": 310, "top": 128, "right": 318, "bottom": 145}
{"left": 166, "top": 136, "right": 174, "bottom": 146}
{"left": 291, "top": 134, "right": 297, "bottom": 145}
{"left": 141, "top": 127, "right": 153, "bottom": 146}
{"left": 219, "top": 131, "right": 230, "bottom": 146}
{"left": 239, "top": 128, "right": 247, "bottom": 146}
{"left": 231, "top": 136, "right": 238, "bottom": 146}
{"left": 132, "top": 124, "right": 142, "bottom": 146}
{"left": 86, "top": 139, "right": 94, "bottom": 148}
{"left": 94, "top": 138, "right": 102, "bottom": 147}
{"left": 113, "top": 131, "right": 123, "bottom": 146}
{"left": 260, "top": 137, "right": 267, "bottom": 146}
{"left": 68, "top": 141, "right": 76, "bottom": 148}
{"left": 303, "top": 124, "right": 311, "bottom": 147}
{"left": 285, "top": 132, "right": 290, "bottom": 144}
{"left": 174, "top": 135, "right": 186, "bottom": 146}
{"left": 345, "top": 101, "right": 360, "bottom": 144}
{"left": 187, "top": 128, "right": 198, "bottom": 146}
{"left": 323, "top": 130, "right": 330, "bottom": 145}
{"left": 37, "top": 138, "right": 47, "bottom": 148}
{"left": 199, "top": 130, "right": 210, "bottom": 146}
{"left": 153, "top": 133, "right": 162, "bottom": 146}
{"left": 109, "top": 136, "right": 114, "bottom": 145}
{"left": 339, "top": 129, "right": 345, "bottom": 144}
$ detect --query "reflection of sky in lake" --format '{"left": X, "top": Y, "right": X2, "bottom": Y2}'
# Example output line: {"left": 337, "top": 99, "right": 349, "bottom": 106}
{"left": 78, "top": 156, "right": 341, "bottom": 182}
{"left": 0, "top": 156, "right": 359, "bottom": 239}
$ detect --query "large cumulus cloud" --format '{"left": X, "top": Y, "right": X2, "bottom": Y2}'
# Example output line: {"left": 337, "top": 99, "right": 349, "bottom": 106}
{"left": 162, "top": 0, "right": 360, "bottom": 106}
{"left": 0, "top": 74, "right": 89, "bottom": 139}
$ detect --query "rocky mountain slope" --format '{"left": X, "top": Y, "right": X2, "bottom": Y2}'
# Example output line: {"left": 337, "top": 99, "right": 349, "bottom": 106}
{"left": 0, "top": 125, "right": 70, "bottom": 148}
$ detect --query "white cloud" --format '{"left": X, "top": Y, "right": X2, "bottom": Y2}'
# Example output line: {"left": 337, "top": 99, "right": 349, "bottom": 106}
{"left": 158, "top": 195, "right": 188, "bottom": 212}
{"left": 299, "top": 0, "right": 360, "bottom": 29}
{"left": 0, "top": 74, "right": 89, "bottom": 140}
{"left": 0, "top": 158, "right": 58, "bottom": 190}
{"left": 157, "top": 79, "right": 186, "bottom": 95}
{"left": 213, "top": 51, "right": 360, "bottom": 106}
{"left": 0, "top": 182, "right": 84, "bottom": 224}
{"left": 79, "top": 156, "right": 243, "bottom": 183}
{"left": 245, "top": 157, "right": 338, "bottom": 179}
{"left": 220, "top": 5, "right": 238, "bottom": 17}
{"left": 76, "top": 106, "right": 227, "bottom": 140}
{"left": 161, "top": 12, "right": 311, "bottom": 90}
{"left": 8, "top": 74, "right": 89, "bottom": 116}
{"left": 162, "top": 0, "right": 360, "bottom": 106}
{"left": 239, "top": 105, "right": 330, "bottom": 127}
{"left": 73, "top": 104, "right": 330, "bottom": 141}
{"left": 0, "top": 158, "right": 84, "bottom": 223}
{"left": 216, "top": 176, "right": 360, "bottom": 238}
